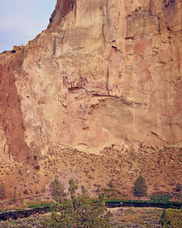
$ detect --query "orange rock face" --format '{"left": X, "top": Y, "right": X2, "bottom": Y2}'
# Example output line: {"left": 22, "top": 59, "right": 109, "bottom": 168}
{"left": 0, "top": 0, "right": 182, "bottom": 161}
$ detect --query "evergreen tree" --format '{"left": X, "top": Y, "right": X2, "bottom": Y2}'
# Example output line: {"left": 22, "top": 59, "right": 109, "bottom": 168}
{"left": 51, "top": 178, "right": 66, "bottom": 203}
{"left": 175, "top": 183, "right": 181, "bottom": 192}
{"left": 51, "top": 178, "right": 112, "bottom": 227}
{"left": 0, "top": 183, "right": 5, "bottom": 199}
{"left": 133, "top": 175, "right": 147, "bottom": 197}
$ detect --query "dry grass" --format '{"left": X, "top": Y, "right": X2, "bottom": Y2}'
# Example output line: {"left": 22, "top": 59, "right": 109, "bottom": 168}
{"left": 0, "top": 146, "right": 181, "bottom": 206}
{"left": 110, "top": 207, "right": 163, "bottom": 227}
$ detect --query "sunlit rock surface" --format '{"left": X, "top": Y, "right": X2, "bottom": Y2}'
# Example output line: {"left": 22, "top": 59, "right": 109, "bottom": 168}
{"left": 0, "top": 0, "right": 181, "bottom": 198}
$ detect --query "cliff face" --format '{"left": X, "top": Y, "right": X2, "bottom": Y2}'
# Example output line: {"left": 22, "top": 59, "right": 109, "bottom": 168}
{"left": 0, "top": 0, "right": 182, "bottom": 160}
{"left": 0, "top": 0, "right": 182, "bottom": 153}
{"left": 25, "top": 0, "right": 182, "bottom": 154}
{"left": 0, "top": 0, "right": 182, "bottom": 198}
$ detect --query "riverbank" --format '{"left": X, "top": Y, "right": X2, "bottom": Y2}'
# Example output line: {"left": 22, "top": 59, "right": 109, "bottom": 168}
{"left": 0, "top": 207, "right": 164, "bottom": 228}
{"left": 0, "top": 200, "right": 181, "bottom": 221}
{"left": 0, "top": 205, "right": 181, "bottom": 227}
{"left": 106, "top": 200, "right": 182, "bottom": 209}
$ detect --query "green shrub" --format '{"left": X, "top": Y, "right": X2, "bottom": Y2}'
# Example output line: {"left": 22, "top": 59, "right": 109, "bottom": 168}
{"left": 150, "top": 192, "right": 172, "bottom": 203}
{"left": 23, "top": 189, "right": 29, "bottom": 195}
{"left": 51, "top": 178, "right": 66, "bottom": 203}
{"left": 108, "top": 180, "right": 113, "bottom": 188}
{"left": 173, "top": 192, "right": 182, "bottom": 201}
{"left": 104, "top": 188, "right": 113, "bottom": 192}
{"left": 133, "top": 175, "right": 147, "bottom": 197}
{"left": 51, "top": 178, "right": 112, "bottom": 227}
{"left": 0, "top": 183, "right": 5, "bottom": 199}
{"left": 175, "top": 183, "right": 181, "bottom": 192}
{"left": 160, "top": 209, "right": 182, "bottom": 228}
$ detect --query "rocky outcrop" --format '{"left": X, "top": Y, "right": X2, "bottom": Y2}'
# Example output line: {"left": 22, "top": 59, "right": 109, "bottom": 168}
{"left": 0, "top": 0, "right": 182, "bottom": 199}
{"left": 0, "top": 64, "right": 29, "bottom": 162}
{"left": 48, "top": 0, "right": 76, "bottom": 28}
{"left": 0, "top": 0, "right": 182, "bottom": 159}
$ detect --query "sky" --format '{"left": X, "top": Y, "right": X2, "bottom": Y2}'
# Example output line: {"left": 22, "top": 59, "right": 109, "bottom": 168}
{"left": 0, "top": 0, "right": 57, "bottom": 53}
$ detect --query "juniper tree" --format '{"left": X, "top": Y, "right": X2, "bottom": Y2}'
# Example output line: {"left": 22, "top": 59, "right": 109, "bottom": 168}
{"left": 175, "top": 183, "right": 181, "bottom": 192}
{"left": 0, "top": 183, "right": 5, "bottom": 199}
{"left": 51, "top": 178, "right": 112, "bottom": 227}
{"left": 133, "top": 175, "right": 147, "bottom": 197}
{"left": 51, "top": 178, "right": 66, "bottom": 203}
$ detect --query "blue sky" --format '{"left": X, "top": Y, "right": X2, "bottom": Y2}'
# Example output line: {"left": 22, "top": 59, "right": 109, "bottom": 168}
{"left": 0, "top": 0, "right": 57, "bottom": 52}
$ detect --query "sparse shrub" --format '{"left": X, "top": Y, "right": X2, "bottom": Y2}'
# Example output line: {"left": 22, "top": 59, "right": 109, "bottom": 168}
{"left": 175, "top": 183, "right": 181, "bottom": 192}
{"left": 34, "top": 165, "right": 40, "bottom": 170}
{"left": 0, "top": 215, "right": 44, "bottom": 228}
{"left": 169, "top": 181, "right": 176, "bottom": 186}
{"left": 33, "top": 155, "right": 38, "bottom": 161}
{"left": 41, "top": 188, "right": 46, "bottom": 193}
{"left": 108, "top": 180, "right": 113, "bottom": 188}
{"left": 23, "top": 189, "right": 29, "bottom": 195}
{"left": 133, "top": 175, "right": 147, "bottom": 197}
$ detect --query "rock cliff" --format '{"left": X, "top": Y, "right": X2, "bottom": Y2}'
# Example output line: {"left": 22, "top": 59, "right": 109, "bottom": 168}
{"left": 0, "top": 0, "right": 181, "bottom": 197}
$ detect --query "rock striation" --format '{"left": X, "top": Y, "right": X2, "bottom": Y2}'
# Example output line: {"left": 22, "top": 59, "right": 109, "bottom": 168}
{"left": 0, "top": 0, "right": 181, "bottom": 197}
